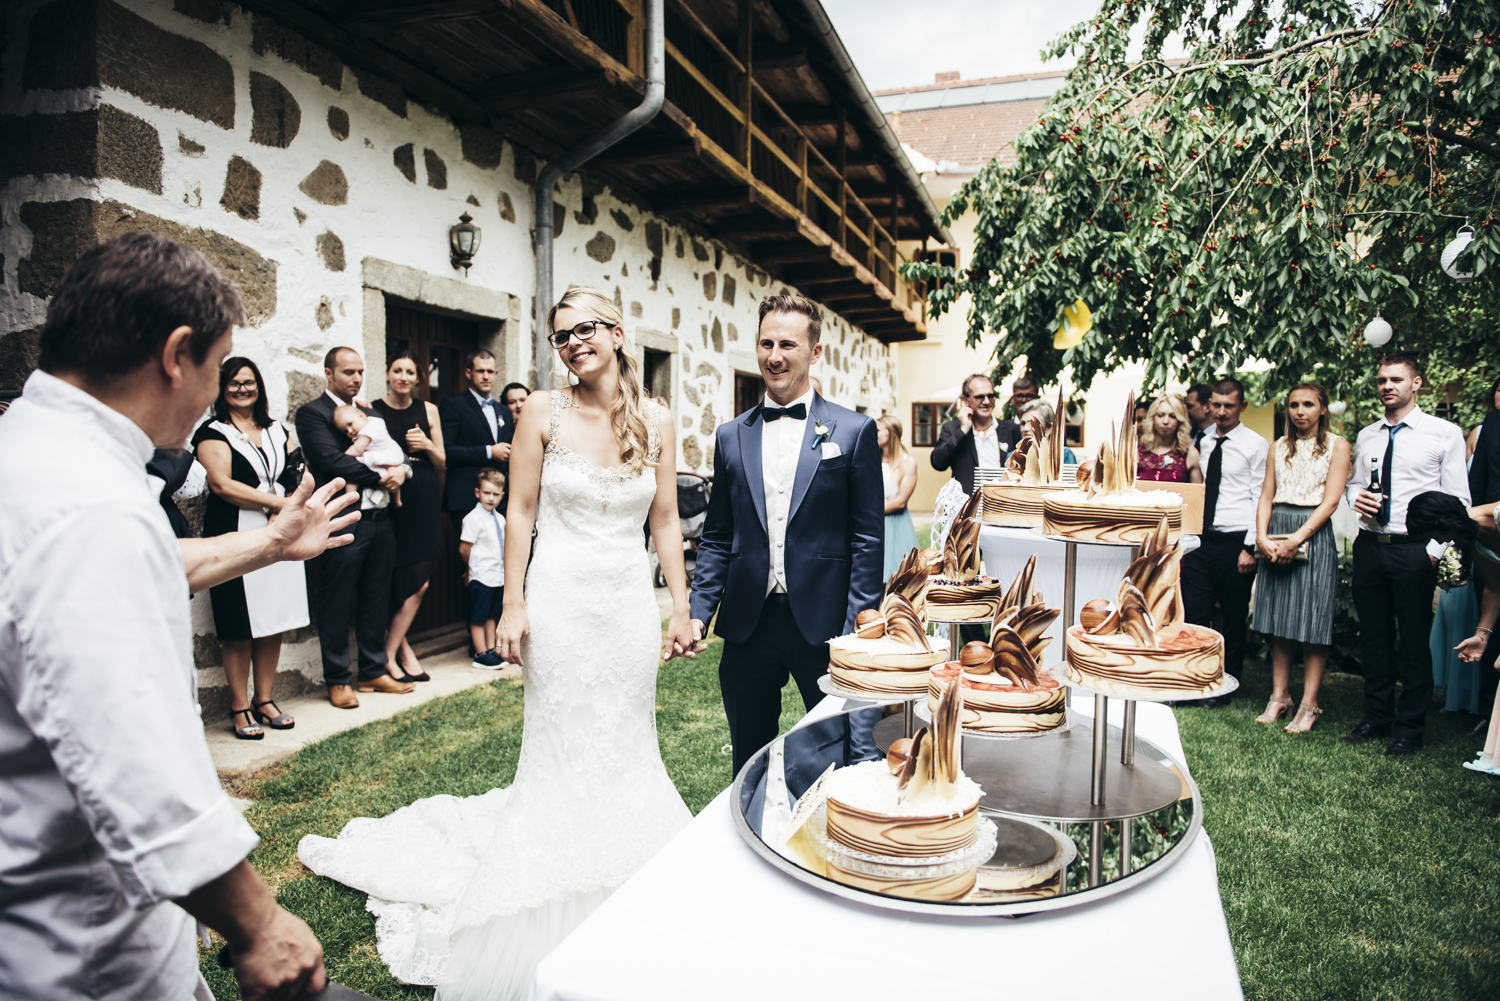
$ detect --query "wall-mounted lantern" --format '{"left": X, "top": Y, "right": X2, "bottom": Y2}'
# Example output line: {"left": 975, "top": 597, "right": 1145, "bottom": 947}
{"left": 450, "top": 212, "right": 481, "bottom": 273}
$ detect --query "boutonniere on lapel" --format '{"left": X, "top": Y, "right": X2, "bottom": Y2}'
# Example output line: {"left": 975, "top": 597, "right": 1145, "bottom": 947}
{"left": 811, "top": 420, "right": 833, "bottom": 450}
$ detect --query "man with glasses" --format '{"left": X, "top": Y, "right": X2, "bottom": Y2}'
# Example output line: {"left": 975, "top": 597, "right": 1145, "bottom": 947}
{"left": 931, "top": 373, "right": 1022, "bottom": 495}
{"left": 1007, "top": 376, "right": 1039, "bottom": 419}
{"left": 440, "top": 349, "right": 514, "bottom": 530}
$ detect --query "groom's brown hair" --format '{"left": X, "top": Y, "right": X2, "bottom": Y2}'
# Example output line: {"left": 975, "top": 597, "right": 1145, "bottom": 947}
{"left": 757, "top": 294, "right": 822, "bottom": 344}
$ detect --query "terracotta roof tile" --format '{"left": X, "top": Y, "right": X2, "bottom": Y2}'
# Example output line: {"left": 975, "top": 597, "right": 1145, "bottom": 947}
{"left": 888, "top": 99, "right": 1049, "bottom": 168}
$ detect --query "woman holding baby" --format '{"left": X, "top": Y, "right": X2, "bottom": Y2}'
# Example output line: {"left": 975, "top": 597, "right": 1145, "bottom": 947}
{"left": 194, "top": 356, "right": 309, "bottom": 739}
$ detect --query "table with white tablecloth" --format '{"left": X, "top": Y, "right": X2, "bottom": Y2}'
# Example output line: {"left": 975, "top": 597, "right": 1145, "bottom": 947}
{"left": 533, "top": 696, "right": 1243, "bottom": 1001}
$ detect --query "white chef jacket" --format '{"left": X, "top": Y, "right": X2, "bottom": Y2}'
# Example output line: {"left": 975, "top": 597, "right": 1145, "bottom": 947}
{"left": 0, "top": 371, "right": 259, "bottom": 999}
{"left": 1344, "top": 406, "right": 1469, "bottom": 560}
{"left": 1196, "top": 421, "right": 1270, "bottom": 545}
{"left": 762, "top": 388, "right": 815, "bottom": 594}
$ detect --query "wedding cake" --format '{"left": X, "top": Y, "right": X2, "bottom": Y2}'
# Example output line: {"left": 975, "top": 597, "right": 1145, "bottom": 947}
{"left": 925, "top": 492, "right": 1006, "bottom": 621}
{"left": 1064, "top": 517, "right": 1225, "bottom": 695}
{"left": 981, "top": 391, "right": 1079, "bottom": 527}
{"left": 927, "top": 556, "right": 1066, "bottom": 733}
{"left": 822, "top": 684, "right": 984, "bottom": 898}
{"left": 884, "top": 548, "right": 930, "bottom": 619}
{"left": 1041, "top": 392, "right": 1184, "bottom": 543}
{"left": 827, "top": 594, "right": 946, "bottom": 696}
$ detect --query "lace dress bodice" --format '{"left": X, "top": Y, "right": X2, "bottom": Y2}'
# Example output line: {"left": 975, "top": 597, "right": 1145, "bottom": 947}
{"left": 299, "top": 389, "right": 689, "bottom": 999}
{"left": 1271, "top": 435, "right": 1334, "bottom": 505}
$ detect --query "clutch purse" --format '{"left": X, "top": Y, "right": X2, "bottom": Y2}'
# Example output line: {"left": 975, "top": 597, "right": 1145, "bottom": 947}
{"left": 1258, "top": 534, "right": 1309, "bottom": 562}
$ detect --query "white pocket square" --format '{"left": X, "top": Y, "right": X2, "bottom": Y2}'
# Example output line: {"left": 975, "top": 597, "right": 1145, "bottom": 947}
{"left": 820, "top": 441, "right": 843, "bottom": 459}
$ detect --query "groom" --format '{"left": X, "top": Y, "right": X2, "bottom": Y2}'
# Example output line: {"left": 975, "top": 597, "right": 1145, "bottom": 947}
{"left": 690, "top": 294, "right": 884, "bottom": 775}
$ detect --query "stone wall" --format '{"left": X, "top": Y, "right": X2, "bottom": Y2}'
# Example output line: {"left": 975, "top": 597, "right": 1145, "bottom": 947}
{"left": 0, "top": 0, "right": 901, "bottom": 701}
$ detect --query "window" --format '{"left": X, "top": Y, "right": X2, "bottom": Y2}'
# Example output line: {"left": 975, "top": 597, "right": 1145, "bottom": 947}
{"left": 643, "top": 348, "right": 671, "bottom": 404}
{"left": 735, "top": 372, "right": 766, "bottom": 417}
{"left": 912, "top": 402, "right": 944, "bottom": 446}
{"left": 914, "top": 247, "right": 960, "bottom": 294}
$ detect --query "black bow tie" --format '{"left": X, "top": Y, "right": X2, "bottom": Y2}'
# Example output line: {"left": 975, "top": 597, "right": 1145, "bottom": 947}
{"left": 761, "top": 403, "right": 807, "bottom": 423}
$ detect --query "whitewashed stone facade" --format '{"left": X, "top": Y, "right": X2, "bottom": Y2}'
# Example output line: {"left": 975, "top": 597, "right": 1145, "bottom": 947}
{"left": 0, "top": 0, "right": 899, "bottom": 707}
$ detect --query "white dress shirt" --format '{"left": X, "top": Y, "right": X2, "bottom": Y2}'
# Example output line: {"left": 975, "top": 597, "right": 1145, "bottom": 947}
{"left": 0, "top": 371, "right": 258, "bottom": 1000}
{"left": 470, "top": 386, "right": 501, "bottom": 441}
{"left": 1197, "top": 422, "right": 1270, "bottom": 545}
{"left": 762, "top": 388, "right": 815, "bottom": 594}
{"left": 973, "top": 421, "right": 1005, "bottom": 468}
{"left": 461, "top": 504, "right": 506, "bottom": 588}
{"left": 1344, "top": 406, "right": 1470, "bottom": 559}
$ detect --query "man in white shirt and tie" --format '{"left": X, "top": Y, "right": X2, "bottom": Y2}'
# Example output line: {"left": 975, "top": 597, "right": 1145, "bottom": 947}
{"left": 1183, "top": 377, "right": 1270, "bottom": 707}
{"left": 0, "top": 235, "right": 351, "bottom": 999}
{"left": 1342, "top": 353, "right": 1469, "bottom": 755}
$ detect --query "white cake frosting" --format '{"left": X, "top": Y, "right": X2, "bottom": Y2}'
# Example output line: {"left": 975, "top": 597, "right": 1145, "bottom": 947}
{"left": 824, "top": 759, "right": 982, "bottom": 818}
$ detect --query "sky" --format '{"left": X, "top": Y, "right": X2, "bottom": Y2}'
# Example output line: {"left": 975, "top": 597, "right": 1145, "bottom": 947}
{"left": 820, "top": 0, "right": 1106, "bottom": 92}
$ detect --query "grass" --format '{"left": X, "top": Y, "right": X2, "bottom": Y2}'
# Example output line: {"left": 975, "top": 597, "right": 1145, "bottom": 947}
{"left": 202, "top": 642, "right": 1500, "bottom": 1000}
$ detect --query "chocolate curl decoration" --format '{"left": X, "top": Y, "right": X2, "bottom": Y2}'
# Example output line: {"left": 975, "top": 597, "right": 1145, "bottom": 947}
{"left": 943, "top": 491, "right": 984, "bottom": 583}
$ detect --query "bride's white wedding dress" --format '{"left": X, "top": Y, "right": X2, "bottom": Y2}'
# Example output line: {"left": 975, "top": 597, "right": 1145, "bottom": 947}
{"left": 299, "top": 391, "right": 691, "bottom": 999}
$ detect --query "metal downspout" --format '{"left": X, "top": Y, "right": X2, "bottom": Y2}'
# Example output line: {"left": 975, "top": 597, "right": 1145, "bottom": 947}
{"left": 532, "top": 0, "right": 666, "bottom": 389}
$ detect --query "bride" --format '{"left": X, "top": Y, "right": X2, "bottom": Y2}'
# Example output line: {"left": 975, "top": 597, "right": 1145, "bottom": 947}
{"left": 299, "top": 287, "right": 696, "bottom": 999}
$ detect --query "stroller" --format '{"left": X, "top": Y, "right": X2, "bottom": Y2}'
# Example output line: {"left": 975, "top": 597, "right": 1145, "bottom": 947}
{"left": 650, "top": 471, "right": 713, "bottom": 588}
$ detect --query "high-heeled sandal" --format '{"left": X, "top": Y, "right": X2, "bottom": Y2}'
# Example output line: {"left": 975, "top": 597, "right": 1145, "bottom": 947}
{"left": 251, "top": 699, "right": 295, "bottom": 730}
{"left": 1255, "top": 695, "right": 1294, "bottom": 723}
{"left": 230, "top": 708, "right": 264, "bottom": 740}
{"left": 1284, "top": 703, "right": 1322, "bottom": 733}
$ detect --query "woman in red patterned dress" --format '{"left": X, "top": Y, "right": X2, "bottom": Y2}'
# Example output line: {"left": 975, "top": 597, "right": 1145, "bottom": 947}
{"left": 1136, "top": 393, "right": 1204, "bottom": 483}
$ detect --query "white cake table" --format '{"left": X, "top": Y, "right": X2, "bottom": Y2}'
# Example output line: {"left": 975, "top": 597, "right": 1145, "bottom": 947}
{"left": 532, "top": 697, "right": 1243, "bottom": 1001}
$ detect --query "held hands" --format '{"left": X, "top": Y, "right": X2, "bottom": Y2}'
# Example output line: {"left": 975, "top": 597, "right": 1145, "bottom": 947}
{"left": 497, "top": 605, "right": 528, "bottom": 666}
{"left": 490, "top": 442, "right": 513, "bottom": 462}
{"left": 1352, "top": 488, "right": 1384, "bottom": 518}
{"left": 268, "top": 473, "right": 361, "bottom": 561}
{"left": 663, "top": 612, "right": 703, "bottom": 661}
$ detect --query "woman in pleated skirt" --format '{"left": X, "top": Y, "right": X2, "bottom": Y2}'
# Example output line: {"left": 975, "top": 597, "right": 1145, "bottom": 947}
{"left": 1252, "top": 384, "right": 1351, "bottom": 732}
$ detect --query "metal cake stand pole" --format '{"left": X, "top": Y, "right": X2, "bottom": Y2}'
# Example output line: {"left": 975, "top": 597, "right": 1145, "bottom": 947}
{"left": 1119, "top": 699, "right": 1137, "bottom": 875}
{"left": 1062, "top": 540, "right": 1077, "bottom": 710}
{"left": 903, "top": 699, "right": 915, "bottom": 738}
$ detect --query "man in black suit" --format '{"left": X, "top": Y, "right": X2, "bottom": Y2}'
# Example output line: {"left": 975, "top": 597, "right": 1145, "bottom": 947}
{"left": 438, "top": 349, "right": 513, "bottom": 531}
{"left": 294, "top": 346, "right": 413, "bottom": 708}
{"left": 930, "top": 373, "right": 1022, "bottom": 495}
{"left": 1469, "top": 407, "right": 1500, "bottom": 730}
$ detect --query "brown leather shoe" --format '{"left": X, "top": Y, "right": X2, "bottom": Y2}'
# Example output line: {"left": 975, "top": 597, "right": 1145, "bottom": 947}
{"left": 358, "top": 674, "right": 415, "bottom": 695}
{"left": 327, "top": 684, "right": 359, "bottom": 709}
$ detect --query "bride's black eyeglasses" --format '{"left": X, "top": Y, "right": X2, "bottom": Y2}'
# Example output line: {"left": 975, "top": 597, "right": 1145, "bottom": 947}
{"left": 549, "top": 320, "right": 614, "bottom": 349}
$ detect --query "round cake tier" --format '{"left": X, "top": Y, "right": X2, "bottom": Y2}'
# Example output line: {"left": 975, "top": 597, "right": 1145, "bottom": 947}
{"left": 1063, "top": 623, "right": 1224, "bottom": 696}
{"left": 927, "top": 664, "right": 1066, "bottom": 734}
{"left": 1041, "top": 494, "right": 1183, "bottom": 543}
{"left": 825, "top": 798, "right": 979, "bottom": 858}
{"left": 826, "top": 859, "right": 977, "bottom": 901}
{"left": 827, "top": 662, "right": 932, "bottom": 696}
{"left": 828, "top": 634, "right": 947, "bottom": 696}
{"left": 981, "top": 483, "right": 1080, "bottom": 527}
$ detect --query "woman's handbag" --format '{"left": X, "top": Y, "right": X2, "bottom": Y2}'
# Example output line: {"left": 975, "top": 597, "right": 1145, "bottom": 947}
{"left": 1257, "top": 534, "right": 1309, "bottom": 562}
{"left": 278, "top": 447, "right": 306, "bottom": 494}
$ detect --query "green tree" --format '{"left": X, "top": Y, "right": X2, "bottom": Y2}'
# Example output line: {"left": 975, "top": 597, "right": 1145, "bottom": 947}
{"left": 905, "top": 0, "right": 1500, "bottom": 421}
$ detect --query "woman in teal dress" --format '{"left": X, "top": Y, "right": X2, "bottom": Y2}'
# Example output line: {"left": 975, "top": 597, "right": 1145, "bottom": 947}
{"left": 1408, "top": 492, "right": 1500, "bottom": 774}
{"left": 877, "top": 415, "right": 919, "bottom": 579}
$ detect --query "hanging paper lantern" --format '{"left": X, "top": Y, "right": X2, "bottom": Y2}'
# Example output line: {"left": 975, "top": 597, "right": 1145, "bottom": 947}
{"left": 1054, "top": 299, "right": 1092, "bottom": 349}
{"left": 1440, "top": 224, "right": 1487, "bottom": 283}
{"left": 1363, "top": 314, "right": 1393, "bottom": 348}
{"left": 1328, "top": 401, "right": 1348, "bottom": 416}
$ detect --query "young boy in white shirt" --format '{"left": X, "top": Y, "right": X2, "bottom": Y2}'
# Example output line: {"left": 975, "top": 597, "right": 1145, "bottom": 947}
{"left": 461, "top": 469, "right": 506, "bottom": 668}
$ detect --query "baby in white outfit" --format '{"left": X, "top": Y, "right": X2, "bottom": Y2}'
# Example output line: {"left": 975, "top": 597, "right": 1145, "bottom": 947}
{"left": 333, "top": 404, "right": 406, "bottom": 506}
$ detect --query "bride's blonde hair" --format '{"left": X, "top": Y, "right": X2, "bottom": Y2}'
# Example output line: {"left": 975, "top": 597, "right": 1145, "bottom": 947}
{"left": 547, "top": 286, "right": 655, "bottom": 473}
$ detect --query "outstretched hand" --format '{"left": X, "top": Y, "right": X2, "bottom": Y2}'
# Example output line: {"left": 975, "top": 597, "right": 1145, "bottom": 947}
{"left": 269, "top": 472, "right": 361, "bottom": 562}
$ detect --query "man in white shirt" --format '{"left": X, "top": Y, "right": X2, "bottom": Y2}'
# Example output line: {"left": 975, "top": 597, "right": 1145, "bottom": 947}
{"left": 929, "top": 374, "right": 1023, "bottom": 494}
{"left": 0, "top": 234, "right": 354, "bottom": 998}
{"left": 689, "top": 295, "right": 884, "bottom": 775}
{"left": 1183, "top": 377, "right": 1270, "bottom": 707}
{"left": 1341, "top": 353, "right": 1470, "bottom": 755}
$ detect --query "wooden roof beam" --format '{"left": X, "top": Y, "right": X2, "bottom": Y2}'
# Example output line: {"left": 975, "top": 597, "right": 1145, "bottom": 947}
{"left": 654, "top": 186, "right": 757, "bottom": 213}
{"left": 478, "top": 67, "right": 625, "bottom": 112}
{"left": 593, "top": 136, "right": 703, "bottom": 168}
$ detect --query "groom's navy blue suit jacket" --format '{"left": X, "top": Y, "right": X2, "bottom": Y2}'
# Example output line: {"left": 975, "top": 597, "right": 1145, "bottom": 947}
{"left": 690, "top": 393, "right": 884, "bottom": 646}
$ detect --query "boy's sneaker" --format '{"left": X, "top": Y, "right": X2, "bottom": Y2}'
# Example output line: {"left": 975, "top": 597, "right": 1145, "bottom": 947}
{"left": 471, "top": 650, "right": 503, "bottom": 669}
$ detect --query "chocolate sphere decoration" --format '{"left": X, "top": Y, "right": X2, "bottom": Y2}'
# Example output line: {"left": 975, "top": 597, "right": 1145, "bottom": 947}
{"left": 959, "top": 641, "right": 995, "bottom": 673}
{"left": 886, "top": 737, "right": 914, "bottom": 774}
{"left": 1080, "top": 598, "right": 1119, "bottom": 634}
{"left": 856, "top": 609, "right": 881, "bottom": 626}
{"left": 855, "top": 608, "right": 886, "bottom": 639}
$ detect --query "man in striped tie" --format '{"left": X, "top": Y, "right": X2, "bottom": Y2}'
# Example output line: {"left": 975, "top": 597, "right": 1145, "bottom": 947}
{"left": 1343, "top": 353, "right": 1469, "bottom": 755}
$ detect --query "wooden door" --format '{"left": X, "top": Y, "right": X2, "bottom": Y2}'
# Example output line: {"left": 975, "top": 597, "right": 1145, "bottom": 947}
{"left": 385, "top": 303, "right": 481, "bottom": 634}
{"left": 734, "top": 372, "right": 765, "bottom": 417}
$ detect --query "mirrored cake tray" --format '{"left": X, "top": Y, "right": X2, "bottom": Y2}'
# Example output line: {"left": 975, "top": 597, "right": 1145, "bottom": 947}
{"left": 732, "top": 705, "right": 1203, "bottom": 917}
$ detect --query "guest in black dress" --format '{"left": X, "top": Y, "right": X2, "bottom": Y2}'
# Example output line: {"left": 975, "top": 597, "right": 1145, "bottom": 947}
{"left": 372, "top": 350, "right": 446, "bottom": 682}
{"left": 193, "top": 358, "right": 308, "bottom": 739}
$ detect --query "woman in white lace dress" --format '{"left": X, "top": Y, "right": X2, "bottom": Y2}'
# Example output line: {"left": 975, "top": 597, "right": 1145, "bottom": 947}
{"left": 299, "top": 287, "right": 696, "bottom": 999}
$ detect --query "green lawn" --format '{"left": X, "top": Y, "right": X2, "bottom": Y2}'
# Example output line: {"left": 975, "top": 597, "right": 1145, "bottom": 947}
{"left": 203, "top": 645, "right": 1500, "bottom": 1000}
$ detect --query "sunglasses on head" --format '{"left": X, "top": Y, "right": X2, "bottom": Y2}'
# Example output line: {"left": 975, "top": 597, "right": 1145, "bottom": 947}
{"left": 549, "top": 319, "right": 614, "bottom": 349}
